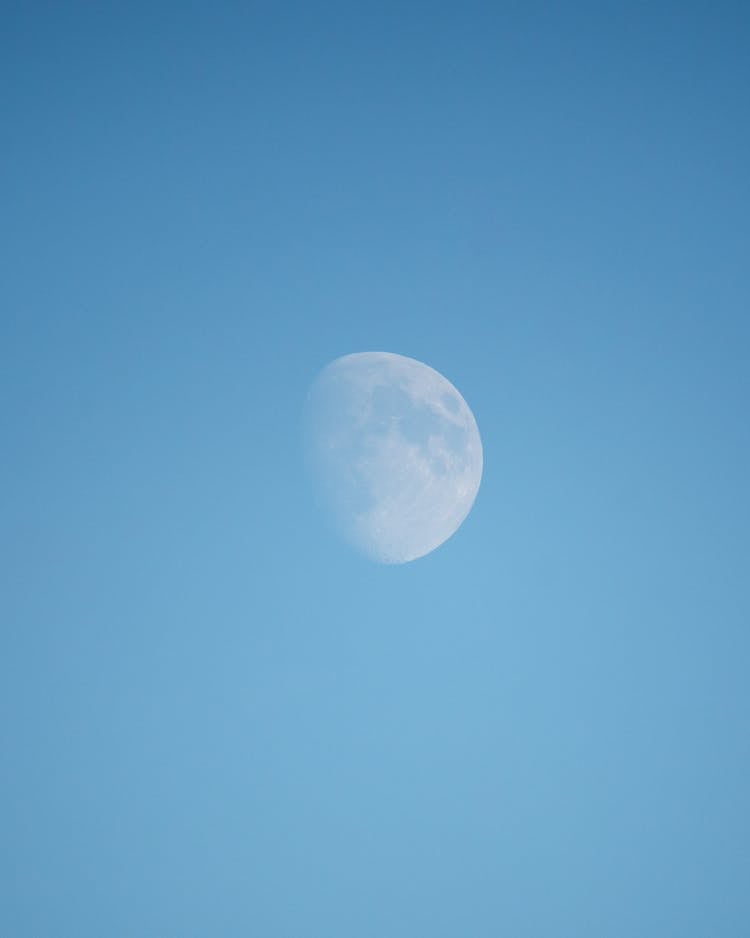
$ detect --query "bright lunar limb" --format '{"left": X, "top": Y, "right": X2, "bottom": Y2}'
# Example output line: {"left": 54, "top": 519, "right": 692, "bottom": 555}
{"left": 304, "top": 351, "right": 483, "bottom": 564}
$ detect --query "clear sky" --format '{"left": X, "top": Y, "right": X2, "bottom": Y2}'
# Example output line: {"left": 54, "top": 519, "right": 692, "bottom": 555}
{"left": 2, "top": 3, "right": 749, "bottom": 935}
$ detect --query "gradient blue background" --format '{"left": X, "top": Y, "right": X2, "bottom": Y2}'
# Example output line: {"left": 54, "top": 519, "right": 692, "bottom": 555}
{"left": 2, "top": 3, "right": 749, "bottom": 935}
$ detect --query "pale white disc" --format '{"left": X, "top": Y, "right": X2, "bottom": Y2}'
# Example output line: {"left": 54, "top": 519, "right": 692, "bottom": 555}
{"left": 305, "top": 351, "right": 483, "bottom": 564}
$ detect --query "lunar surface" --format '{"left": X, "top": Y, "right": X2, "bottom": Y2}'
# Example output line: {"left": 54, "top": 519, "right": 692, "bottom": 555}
{"left": 304, "top": 351, "right": 483, "bottom": 564}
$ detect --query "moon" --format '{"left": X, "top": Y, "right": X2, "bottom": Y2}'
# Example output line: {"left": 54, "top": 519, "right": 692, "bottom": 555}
{"left": 304, "top": 351, "right": 483, "bottom": 564}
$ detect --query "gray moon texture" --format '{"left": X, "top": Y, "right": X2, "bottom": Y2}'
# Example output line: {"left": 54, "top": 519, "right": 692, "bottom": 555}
{"left": 304, "top": 351, "right": 483, "bottom": 564}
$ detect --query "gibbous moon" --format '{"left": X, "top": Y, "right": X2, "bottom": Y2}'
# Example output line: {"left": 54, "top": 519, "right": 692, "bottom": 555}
{"left": 304, "top": 351, "right": 483, "bottom": 564}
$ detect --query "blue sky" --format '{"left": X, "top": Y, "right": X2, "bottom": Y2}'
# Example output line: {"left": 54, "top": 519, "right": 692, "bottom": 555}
{"left": 2, "top": 3, "right": 749, "bottom": 935}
